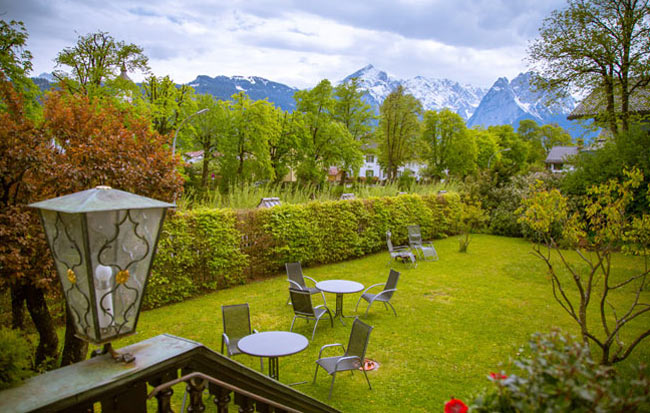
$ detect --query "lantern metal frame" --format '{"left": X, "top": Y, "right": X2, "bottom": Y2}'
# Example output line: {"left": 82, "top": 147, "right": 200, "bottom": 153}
{"left": 30, "top": 186, "right": 174, "bottom": 362}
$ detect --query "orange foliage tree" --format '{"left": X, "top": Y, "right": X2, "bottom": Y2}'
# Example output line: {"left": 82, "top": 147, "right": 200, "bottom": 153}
{"left": 0, "top": 78, "right": 184, "bottom": 367}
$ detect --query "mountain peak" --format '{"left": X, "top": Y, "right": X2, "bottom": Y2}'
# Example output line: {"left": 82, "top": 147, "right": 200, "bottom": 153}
{"left": 467, "top": 72, "right": 578, "bottom": 136}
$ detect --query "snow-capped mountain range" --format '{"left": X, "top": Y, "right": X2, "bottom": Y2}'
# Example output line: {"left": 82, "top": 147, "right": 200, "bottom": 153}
{"left": 342, "top": 64, "right": 487, "bottom": 120}
{"left": 33, "top": 65, "right": 588, "bottom": 137}
{"left": 187, "top": 75, "right": 298, "bottom": 111}
{"left": 467, "top": 72, "right": 579, "bottom": 135}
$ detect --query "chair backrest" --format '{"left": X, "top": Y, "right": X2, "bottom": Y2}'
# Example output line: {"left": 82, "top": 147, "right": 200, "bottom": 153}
{"left": 286, "top": 262, "right": 306, "bottom": 289}
{"left": 407, "top": 225, "right": 423, "bottom": 246}
{"left": 345, "top": 318, "right": 373, "bottom": 361}
{"left": 383, "top": 269, "right": 400, "bottom": 300}
{"left": 386, "top": 231, "right": 396, "bottom": 253}
{"left": 289, "top": 289, "right": 315, "bottom": 317}
{"left": 222, "top": 303, "right": 252, "bottom": 340}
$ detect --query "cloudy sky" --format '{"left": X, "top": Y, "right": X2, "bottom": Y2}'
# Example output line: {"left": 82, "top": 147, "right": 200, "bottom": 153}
{"left": 3, "top": 0, "right": 567, "bottom": 89}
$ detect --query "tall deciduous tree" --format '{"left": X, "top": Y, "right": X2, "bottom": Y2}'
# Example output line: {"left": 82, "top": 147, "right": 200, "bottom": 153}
{"left": 376, "top": 86, "right": 422, "bottom": 181}
{"left": 141, "top": 74, "right": 196, "bottom": 137}
{"left": 0, "top": 80, "right": 183, "bottom": 369}
{"left": 218, "top": 92, "right": 276, "bottom": 188}
{"left": 0, "top": 75, "right": 58, "bottom": 368}
{"left": 294, "top": 79, "right": 362, "bottom": 185}
{"left": 518, "top": 119, "right": 573, "bottom": 164}
{"left": 54, "top": 31, "right": 149, "bottom": 95}
{"left": 268, "top": 109, "right": 304, "bottom": 184}
{"left": 185, "top": 94, "right": 222, "bottom": 190}
{"left": 487, "top": 125, "right": 530, "bottom": 173}
{"left": 528, "top": 0, "right": 650, "bottom": 135}
{"left": 422, "top": 109, "right": 477, "bottom": 178}
{"left": 0, "top": 19, "right": 39, "bottom": 116}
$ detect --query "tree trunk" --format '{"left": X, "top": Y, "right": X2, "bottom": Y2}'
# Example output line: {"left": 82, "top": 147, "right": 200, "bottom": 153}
{"left": 201, "top": 153, "right": 210, "bottom": 190}
{"left": 24, "top": 284, "right": 59, "bottom": 368}
{"left": 60, "top": 306, "right": 88, "bottom": 366}
{"left": 10, "top": 283, "right": 26, "bottom": 330}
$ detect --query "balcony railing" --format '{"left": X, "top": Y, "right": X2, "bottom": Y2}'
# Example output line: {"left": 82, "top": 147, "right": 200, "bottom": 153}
{"left": 0, "top": 334, "right": 340, "bottom": 413}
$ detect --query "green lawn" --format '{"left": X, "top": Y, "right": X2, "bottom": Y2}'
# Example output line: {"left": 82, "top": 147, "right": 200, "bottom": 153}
{"left": 112, "top": 234, "right": 650, "bottom": 412}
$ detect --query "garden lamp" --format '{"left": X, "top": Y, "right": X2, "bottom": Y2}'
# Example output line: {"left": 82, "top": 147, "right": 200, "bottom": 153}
{"left": 29, "top": 186, "right": 174, "bottom": 362}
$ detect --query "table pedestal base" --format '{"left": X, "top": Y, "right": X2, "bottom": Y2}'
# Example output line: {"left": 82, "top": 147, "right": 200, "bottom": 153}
{"left": 333, "top": 293, "right": 357, "bottom": 326}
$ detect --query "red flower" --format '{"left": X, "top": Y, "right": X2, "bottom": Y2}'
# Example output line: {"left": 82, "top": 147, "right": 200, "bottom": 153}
{"left": 444, "top": 398, "right": 468, "bottom": 413}
{"left": 489, "top": 372, "right": 507, "bottom": 380}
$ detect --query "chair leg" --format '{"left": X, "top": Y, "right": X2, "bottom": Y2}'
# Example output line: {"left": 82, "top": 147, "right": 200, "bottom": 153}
{"left": 364, "top": 299, "right": 375, "bottom": 316}
{"left": 320, "top": 291, "right": 327, "bottom": 306}
{"left": 328, "top": 372, "right": 337, "bottom": 400}
{"left": 290, "top": 316, "right": 297, "bottom": 332}
{"left": 362, "top": 368, "right": 372, "bottom": 390}
{"left": 260, "top": 357, "right": 264, "bottom": 372}
{"left": 355, "top": 295, "right": 363, "bottom": 312}
{"left": 387, "top": 302, "right": 397, "bottom": 316}
{"left": 313, "top": 364, "right": 319, "bottom": 384}
{"left": 311, "top": 318, "right": 320, "bottom": 341}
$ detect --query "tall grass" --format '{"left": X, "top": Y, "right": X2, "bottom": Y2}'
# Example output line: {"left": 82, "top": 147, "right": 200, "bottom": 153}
{"left": 177, "top": 180, "right": 461, "bottom": 211}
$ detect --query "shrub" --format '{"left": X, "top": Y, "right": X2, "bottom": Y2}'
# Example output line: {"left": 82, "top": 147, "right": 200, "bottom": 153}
{"left": 470, "top": 330, "right": 650, "bottom": 412}
{"left": 141, "top": 192, "right": 465, "bottom": 308}
{"left": 0, "top": 328, "right": 34, "bottom": 389}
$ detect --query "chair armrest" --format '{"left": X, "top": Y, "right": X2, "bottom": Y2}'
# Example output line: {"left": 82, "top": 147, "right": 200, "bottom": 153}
{"left": 314, "top": 304, "right": 330, "bottom": 311}
{"left": 318, "top": 343, "right": 345, "bottom": 359}
{"left": 335, "top": 355, "right": 361, "bottom": 371}
{"left": 373, "top": 288, "right": 397, "bottom": 301}
{"left": 360, "top": 283, "right": 385, "bottom": 295}
{"left": 222, "top": 333, "right": 230, "bottom": 348}
{"left": 288, "top": 280, "right": 304, "bottom": 290}
{"left": 304, "top": 275, "right": 318, "bottom": 285}
{"left": 253, "top": 329, "right": 260, "bottom": 334}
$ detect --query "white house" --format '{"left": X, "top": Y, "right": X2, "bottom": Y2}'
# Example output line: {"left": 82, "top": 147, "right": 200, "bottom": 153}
{"left": 358, "top": 153, "right": 425, "bottom": 181}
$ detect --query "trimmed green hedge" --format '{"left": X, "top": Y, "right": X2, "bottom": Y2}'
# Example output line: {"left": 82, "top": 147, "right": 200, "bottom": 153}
{"left": 144, "top": 193, "right": 465, "bottom": 309}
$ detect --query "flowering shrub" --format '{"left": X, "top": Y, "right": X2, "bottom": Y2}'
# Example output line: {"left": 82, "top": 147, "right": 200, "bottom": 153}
{"left": 470, "top": 330, "right": 650, "bottom": 412}
{"left": 444, "top": 398, "right": 468, "bottom": 413}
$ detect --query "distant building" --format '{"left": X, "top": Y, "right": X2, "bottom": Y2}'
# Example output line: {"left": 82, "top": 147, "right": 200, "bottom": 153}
{"left": 545, "top": 146, "right": 579, "bottom": 173}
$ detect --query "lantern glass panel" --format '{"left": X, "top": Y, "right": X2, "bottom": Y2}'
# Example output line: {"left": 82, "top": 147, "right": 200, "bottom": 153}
{"left": 41, "top": 210, "right": 95, "bottom": 340}
{"left": 86, "top": 208, "right": 164, "bottom": 342}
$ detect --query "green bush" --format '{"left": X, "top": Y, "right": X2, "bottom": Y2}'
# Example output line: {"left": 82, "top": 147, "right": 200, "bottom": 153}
{"left": 145, "top": 208, "right": 247, "bottom": 309}
{"left": 471, "top": 330, "right": 650, "bottom": 412}
{"left": 0, "top": 328, "right": 34, "bottom": 389}
{"left": 142, "top": 192, "right": 467, "bottom": 308}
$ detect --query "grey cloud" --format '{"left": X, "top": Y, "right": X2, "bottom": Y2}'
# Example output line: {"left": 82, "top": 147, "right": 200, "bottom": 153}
{"left": 237, "top": 0, "right": 566, "bottom": 49}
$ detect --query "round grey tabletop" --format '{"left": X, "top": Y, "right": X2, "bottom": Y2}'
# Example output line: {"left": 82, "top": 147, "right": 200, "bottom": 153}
{"left": 237, "top": 331, "right": 308, "bottom": 358}
{"left": 316, "top": 280, "right": 364, "bottom": 294}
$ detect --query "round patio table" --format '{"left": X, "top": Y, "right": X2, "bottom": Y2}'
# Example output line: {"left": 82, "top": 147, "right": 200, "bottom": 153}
{"left": 237, "top": 331, "right": 308, "bottom": 381}
{"left": 315, "top": 280, "right": 364, "bottom": 326}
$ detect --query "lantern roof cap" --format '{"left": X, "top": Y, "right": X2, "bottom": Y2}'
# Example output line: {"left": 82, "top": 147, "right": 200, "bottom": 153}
{"left": 29, "top": 186, "right": 175, "bottom": 213}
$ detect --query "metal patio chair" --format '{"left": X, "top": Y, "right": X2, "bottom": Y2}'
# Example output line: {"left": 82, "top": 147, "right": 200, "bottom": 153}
{"left": 313, "top": 318, "right": 374, "bottom": 399}
{"left": 355, "top": 269, "right": 400, "bottom": 317}
{"left": 221, "top": 303, "right": 264, "bottom": 371}
{"left": 289, "top": 288, "right": 334, "bottom": 341}
{"left": 407, "top": 224, "right": 438, "bottom": 261}
{"left": 386, "top": 230, "right": 416, "bottom": 267}
{"left": 286, "top": 262, "right": 327, "bottom": 305}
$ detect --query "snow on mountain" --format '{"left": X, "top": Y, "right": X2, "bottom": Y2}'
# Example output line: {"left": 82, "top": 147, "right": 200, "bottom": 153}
{"left": 186, "top": 75, "right": 298, "bottom": 111}
{"left": 467, "top": 72, "right": 581, "bottom": 136}
{"left": 340, "top": 64, "right": 487, "bottom": 120}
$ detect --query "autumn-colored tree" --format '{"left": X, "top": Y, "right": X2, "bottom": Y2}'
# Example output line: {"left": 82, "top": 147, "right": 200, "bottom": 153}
{"left": 0, "top": 81, "right": 184, "bottom": 368}
{"left": 518, "top": 169, "right": 650, "bottom": 365}
{"left": 0, "top": 76, "right": 58, "bottom": 368}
